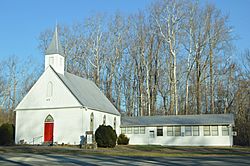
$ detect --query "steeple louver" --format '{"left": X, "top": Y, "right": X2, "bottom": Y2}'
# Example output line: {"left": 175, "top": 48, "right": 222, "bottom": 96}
{"left": 45, "top": 26, "right": 64, "bottom": 56}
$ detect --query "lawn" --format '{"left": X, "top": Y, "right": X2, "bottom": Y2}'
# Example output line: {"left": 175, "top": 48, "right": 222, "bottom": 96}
{"left": 0, "top": 145, "right": 249, "bottom": 157}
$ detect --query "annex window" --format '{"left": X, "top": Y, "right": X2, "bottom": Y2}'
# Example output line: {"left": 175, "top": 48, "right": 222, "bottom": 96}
{"left": 157, "top": 127, "right": 163, "bottom": 136}
{"left": 46, "top": 82, "right": 53, "bottom": 97}
{"left": 167, "top": 126, "right": 173, "bottom": 136}
{"left": 175, "top": 126, "right": 181, "bottom": 136}
{"left": 222, "top": 126, "right": 229, "bottom": 136}
{"left": 90, "top": 113, "right": 94, "bottom": 131}
{"left": 140, "top": 127, "right": 145, "bottom": 134}
{"left": 121, "top": 128, "right": 126, "bottom": 134}
{"left": 211, "top": 126, "right": 218, "bottom": 136}
{"left": 127, "top": 127, "right": 132, "bottom": 134}
{"left": 114, "top": 117, "right": 116, "bottom": 130}
{"left": 185, "top": 126, "right": 192, "bottom": 136}
{"left": 134, "top": 127, "right": 139, "bottom": 134}
{"left": 193, "top": 126, "right": 199, "bottom": 136}
{"left": 204, "top": 126, "right": 210, "bottom": 136}
{"left": 103, "top": 115, "right": 106, "bottom": 125}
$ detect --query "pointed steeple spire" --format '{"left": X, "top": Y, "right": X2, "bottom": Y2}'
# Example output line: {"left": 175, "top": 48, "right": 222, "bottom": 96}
{"left": 45, "top": 25, "right": 64, "bottom": 56}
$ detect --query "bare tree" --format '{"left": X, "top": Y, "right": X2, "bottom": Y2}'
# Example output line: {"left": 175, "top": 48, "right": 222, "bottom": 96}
{"left": 152, "top": 0, "right": 186, "bottom": 115}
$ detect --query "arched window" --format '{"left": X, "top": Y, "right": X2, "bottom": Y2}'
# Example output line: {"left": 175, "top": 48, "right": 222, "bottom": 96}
{"left": 45, "top": 114, "right": 54, "bottom": 123}
{"left": 47, "top": 82, "right": 53, "bottom": 97}
{"left": 103, "top": 115, "right": 106, "bottom": 125}
{"left": 90, "top": 113, "right": 94, "bottom": 131}
{"left": 114, "top": 117, "right": 116, "bottom": 130}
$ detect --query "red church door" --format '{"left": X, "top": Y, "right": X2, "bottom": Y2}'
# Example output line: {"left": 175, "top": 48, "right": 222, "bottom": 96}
{"left": 44, "top": 115, "right": 54, "bottom": 143}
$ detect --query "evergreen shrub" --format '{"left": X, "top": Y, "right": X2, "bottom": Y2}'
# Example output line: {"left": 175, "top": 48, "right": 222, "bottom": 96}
{"left": 117, "top": 134, "right": 129, "bottom": 145}
{"left": 0, "top": 123, "right": 15, "bottom": 145}
{"left": 95, "top": 125, "right": 117, "bottom": 148}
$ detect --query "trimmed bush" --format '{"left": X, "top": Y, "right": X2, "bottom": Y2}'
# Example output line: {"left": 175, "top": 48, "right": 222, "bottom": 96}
{"left": 117, "top": 134, "right": 129, "bottom": 145}
{"left": 95, "top": 125, "right": 117, "bottom": 148}
{"left": 0, "top": 123, "right": 15, "bottom": 145}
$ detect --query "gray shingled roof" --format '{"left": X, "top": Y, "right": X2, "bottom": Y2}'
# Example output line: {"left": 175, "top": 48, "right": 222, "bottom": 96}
{"left": 121, "top": 114, "right": 234, "bottom": 127}
{"left": 45, "top": 27, "right": 64, "bottom": 56}
{"left": 56, "top": 71, "right": 120, "bottom": 116}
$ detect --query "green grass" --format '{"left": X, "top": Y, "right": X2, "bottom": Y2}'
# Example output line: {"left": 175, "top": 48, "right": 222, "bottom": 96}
{"left": 0, "top": 145, "right": 249, "bottom": 157}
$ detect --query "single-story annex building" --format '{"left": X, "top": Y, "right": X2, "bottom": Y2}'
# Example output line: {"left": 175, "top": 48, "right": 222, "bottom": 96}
{"left": 15, "top": 27, "right": 235, "bottom": 146}
{"left": 121, "top": 114, "right": 234, "bottom": 146}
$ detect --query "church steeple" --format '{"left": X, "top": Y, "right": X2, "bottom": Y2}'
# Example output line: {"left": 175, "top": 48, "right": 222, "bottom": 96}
{"left": 45, "top": 26, "right": 64, "bottom": 56}
{"left": 45, "top": 25, "right": 65, "bottom": 75}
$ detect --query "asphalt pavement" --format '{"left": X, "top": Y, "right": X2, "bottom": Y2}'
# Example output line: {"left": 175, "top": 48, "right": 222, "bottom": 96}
{"left": 0, "top": 153, "right": 250, "bottom": 166}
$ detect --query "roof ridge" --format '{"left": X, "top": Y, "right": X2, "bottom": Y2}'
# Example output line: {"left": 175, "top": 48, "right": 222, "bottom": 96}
{"left": 123, "top": 114, "right": 233, "bottom": 118}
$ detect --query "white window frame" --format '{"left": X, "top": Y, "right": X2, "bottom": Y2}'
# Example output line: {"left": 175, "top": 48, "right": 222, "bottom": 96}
{"left": 134, "top": 127, "right": 139, "bottom": 134}
{"left": 211, "top": 126, "right": 219, "bottom": 136}
{"left": 185, "top": 126, "right": 192, "bottom": 136}
{"left": 127, "top": 127, "right": 132, "bottom": 134}
{"left": 121, "top": 128, "right": 126, "bottom": 134}
{"left": 204, "top": 126, "right": 211, "bottom": 136}
{"left": 140, "top": 127, "right": 145, "bottom": 134}
{"left": 193, "top": 126, "right": 200, "bottom": 136}
{"left": 175, "top": 126, "right": 181, "bottom": 136}
{"left": 167, "top": 126, "right": 173, "bottom": 136}
{"left": 222, "top": 125, "right": 229, "bottom": 136}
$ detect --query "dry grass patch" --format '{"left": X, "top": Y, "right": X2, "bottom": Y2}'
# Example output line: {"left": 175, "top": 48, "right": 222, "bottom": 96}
{"left": 0, "top": 145, "right": 249, "bottom": 157}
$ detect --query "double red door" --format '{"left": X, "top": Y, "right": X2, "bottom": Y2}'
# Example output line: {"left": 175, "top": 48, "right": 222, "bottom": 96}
{"left": 44, "top": 122, "right": 54, "bottom": 142}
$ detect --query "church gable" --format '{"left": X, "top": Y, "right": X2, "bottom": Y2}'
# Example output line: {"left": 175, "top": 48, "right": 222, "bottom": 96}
{"left": 16, "top": 66, "right": 81, "bottom": 110}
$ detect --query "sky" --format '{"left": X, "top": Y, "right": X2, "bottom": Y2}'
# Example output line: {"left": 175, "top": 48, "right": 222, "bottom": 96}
{"left": 0, "top": 0, "right": 250, "bottom": 63}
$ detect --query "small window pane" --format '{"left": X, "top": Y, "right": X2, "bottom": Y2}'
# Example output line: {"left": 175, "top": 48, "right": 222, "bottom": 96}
{"left": 185, "top": 126, "right": 192, "bottom": 136}
{"left": 134, "top": 127, "right": 139, "bottom": 134}
{"left": 204, "top": 126, "right": 210, "bottom": 136}
{"left": 193, "top": 126, "right": 199, "bottom": 136}
{"left": 167, "top": 126, "right": 173, "bottom": 136}
{"left": 127, "top": 127, "right": 132, "bottom": 134}
{"left": 121, "top": 128, "right": 126, "bottom": 134}
{"left": 212, "top": 126, "right": 218, "bottom": 136}
{"left": 222, "top": 126, "right": 229, "bottom": 136}
{"left": 140, "top": 127, "right": 145, "bottom": 134}
{"left": 157, "top": 127, "right": 163, "bottom": 136}
{"left": 175, "top": 126, "right": 181, "bottom": 136}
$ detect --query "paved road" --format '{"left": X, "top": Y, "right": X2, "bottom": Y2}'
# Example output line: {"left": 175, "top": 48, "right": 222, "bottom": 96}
{"left": 0, "top": 153, "right": 249, "bottom": 166}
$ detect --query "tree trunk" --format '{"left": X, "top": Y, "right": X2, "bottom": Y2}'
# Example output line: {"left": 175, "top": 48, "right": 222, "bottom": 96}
{"left": 209, "top": 43, "right": 215, "bottom": 113}
{"left": 196, "top": 57, "right": 201, "bottom": 114}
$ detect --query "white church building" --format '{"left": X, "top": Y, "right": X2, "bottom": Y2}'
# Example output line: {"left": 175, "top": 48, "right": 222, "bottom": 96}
{"left": 15, "top": 27, "right": 235, "bottom": 146}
